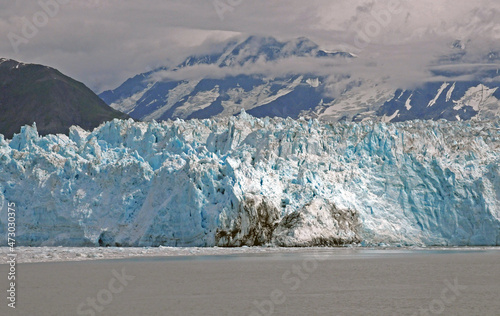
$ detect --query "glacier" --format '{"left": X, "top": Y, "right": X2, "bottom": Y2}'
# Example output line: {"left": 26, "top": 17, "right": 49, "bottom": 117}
{"left": 0, "top": 112, "right": 499, "bottom": 247}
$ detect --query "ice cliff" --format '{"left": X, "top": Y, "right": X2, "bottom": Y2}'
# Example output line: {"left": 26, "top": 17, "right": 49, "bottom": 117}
{"left": 0, "top": 112, "right": 499, "bottom": 247}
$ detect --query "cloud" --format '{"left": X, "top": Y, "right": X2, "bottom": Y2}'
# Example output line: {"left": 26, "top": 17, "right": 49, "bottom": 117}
{"left": 0, "top": 0, "right": 499, "bottom": 93}
{"left": 151, "top": 56, "right": 349, "bottom": 82}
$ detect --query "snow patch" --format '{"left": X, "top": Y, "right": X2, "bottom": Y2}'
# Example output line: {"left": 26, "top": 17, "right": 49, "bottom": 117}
{"left": 427, "top": 83, "right": 449, "bottom": 107}
{"left": 405, "top": 94, "right": 413, "bottom": 111}
{"left": 382, "top": 110, "right": 399, "bottom": 122}
{"left": 143, "top": 80, "right": 201, "bottom": 121}
{"left": 453, "top": 84, "right": 498, "bottom": 112}
{"left": 110, "top": 82, "right": 155, "bottom": 114}
{"left": 173, "top": 86, "right": 220, "bottom": 119}
{"left": 446, "top": 82, "right": 456, "bottom": 102}
{"left": 306, "top": 78, "right": 320, "bottom": 88}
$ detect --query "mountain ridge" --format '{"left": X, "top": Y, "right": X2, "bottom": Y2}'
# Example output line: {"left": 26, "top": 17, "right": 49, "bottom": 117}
{"left": 100, "top": 36, "right": 500, "bottom": 123}
{"left": 0, "top": 58, "right": 130, "bottom": 139}
{"left": 99, "top": 36, "right": 351, "bottom": 121}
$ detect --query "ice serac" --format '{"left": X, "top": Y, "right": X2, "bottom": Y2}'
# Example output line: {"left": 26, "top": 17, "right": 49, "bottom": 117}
{"left": 0, "top": 113, "right": 499, "bottom": 247}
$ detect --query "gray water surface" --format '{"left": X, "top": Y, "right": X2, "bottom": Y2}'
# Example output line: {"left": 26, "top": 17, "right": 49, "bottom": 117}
{"left": 1, "top": 249, "right": 499, "bottom": 316}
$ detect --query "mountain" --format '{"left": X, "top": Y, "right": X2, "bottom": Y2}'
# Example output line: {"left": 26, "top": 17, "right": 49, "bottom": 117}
{"left": 1, "top": 113, "right": 498, "bottom": 247}
{"left": 100, "top": 36, "right": 500, "bottom": 123}
{"left": 0, "top": 58, "right": 130, "bottom": 139}
{"left": 371, "top": 44, "right": 500, "bottom": 123}
{"left": 375, "top": 82, "right": 500, "bottom": 122}
{"left": 100, "top": 36, "right": 352, "bottom": 121}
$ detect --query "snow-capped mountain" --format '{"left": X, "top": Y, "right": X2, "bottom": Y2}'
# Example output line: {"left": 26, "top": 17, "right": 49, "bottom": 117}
{"left": 375, "top": 82, "right": 500, "bottom": 123}
{"left": 100, "top": 36, "right": 500, "bottom": 123}
{"left": 99, "top": 36, "right": 351, "bottom": 121}
{"left": 304, "top": 39, "right": 500, "bottom": 122}
{"left": 371, "top": 44, "right": 500, "bottom": 123}
{"left": 1, "top": 113, "right": 498, "bottom": 247}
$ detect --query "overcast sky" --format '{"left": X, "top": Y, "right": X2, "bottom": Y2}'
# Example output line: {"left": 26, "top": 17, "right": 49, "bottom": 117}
{"left": 1, "top": 0, "right": 500, "bottom": 93}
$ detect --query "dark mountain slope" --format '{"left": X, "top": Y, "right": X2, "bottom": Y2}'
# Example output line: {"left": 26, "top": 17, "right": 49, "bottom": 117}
{"left": 0, "top": 58, "right": 130, "bottom": 138}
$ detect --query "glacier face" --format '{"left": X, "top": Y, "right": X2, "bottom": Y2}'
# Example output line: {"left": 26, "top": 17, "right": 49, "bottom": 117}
{"left": 0, "top": 112, "right": 499, "bottom": 247}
